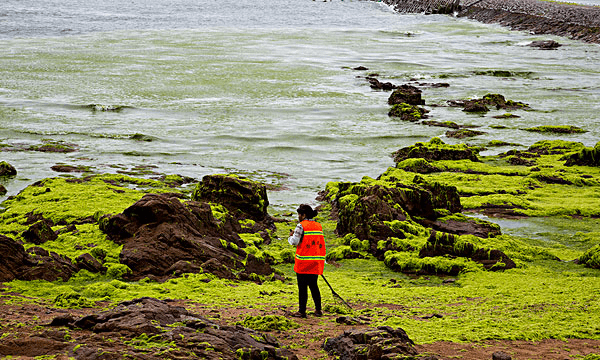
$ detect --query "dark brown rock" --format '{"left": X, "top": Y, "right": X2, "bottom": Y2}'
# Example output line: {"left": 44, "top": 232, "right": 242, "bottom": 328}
{"left": 22, "top": 219, "right": 57, "bottom": 245}
{"left": 463, "top": 100, "right": 489, "bottom": 113}
{"left": 388, "top": 84, "right": 424, "bottom": 106}
{"left": 75, "top": 253, "right": 107, "bottom": 274}
{"left": 0, "top": 161, "right": 17, "bottom": 176}
{"left": 0, "top": 235, "right": 30, "bottom": 282}
{"left": 0, "top": 235, "right": 86, "bottom": 282}
{"left": 323, "top": 326, "right": 417, "bottom": 360}
{"left": 100, "top": 193, "right": 273, "bottom": 281}
{"left": 528, "top": 40, "right": 562, "bottom": 49}
{"left": 366, "top": 77, "right": 397, "bottom": 91}
{"left": 493, "top": 351, "right": 512, "bottom": 360}
{"left": 192, "top": 174, "right": 273, "bottom": 225}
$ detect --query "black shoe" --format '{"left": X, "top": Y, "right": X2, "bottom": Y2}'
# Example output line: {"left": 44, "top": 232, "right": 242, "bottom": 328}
{"left": 291, "top": 311, "right": 306, "bottom": 318}
{"left": 313, "top": 310, "right": 323, "bottom": 317}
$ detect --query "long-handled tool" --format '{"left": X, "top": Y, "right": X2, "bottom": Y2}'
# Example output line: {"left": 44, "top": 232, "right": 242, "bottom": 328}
{"left": 321, "top": 275, "right": 352, "bottom": 310}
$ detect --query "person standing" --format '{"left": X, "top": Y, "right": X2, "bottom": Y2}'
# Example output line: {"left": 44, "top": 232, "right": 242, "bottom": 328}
{"left": 288, "top": 204, "right": 326, "bottom": 318}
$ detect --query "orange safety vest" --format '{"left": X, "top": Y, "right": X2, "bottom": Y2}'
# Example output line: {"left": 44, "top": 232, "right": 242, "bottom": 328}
{"left": 294, "top": 220, "right": 326, "bottom": 275}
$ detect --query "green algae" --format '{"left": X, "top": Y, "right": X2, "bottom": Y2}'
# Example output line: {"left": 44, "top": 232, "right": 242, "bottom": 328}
{"left": 0, "top": 174, "right": 183, "bottom": 236}
{"left": 380, "top": 140, "right": 600, "bottom": 218}
{"left": 388, "top": 103, "right": 427, "bottom": 121}
{"left": 1, "top": 166, "right": 600, "bottom": 349}
{"left": 523, "top": 125, "right": 587, "bottom": 134}
{"left": 54, "top": 291, "right": 95, "bottom": 308}
{"left": 124, "top": 333, "right": 176, "bottom": 350}
{"left": 563, "top": 142, "right": 600, "bottom": 167}
{"left": 237, "top": 315, "right": 300, "bottom": 331}
{"left": 580, "top": 245, "right": 600, "bottom": 269}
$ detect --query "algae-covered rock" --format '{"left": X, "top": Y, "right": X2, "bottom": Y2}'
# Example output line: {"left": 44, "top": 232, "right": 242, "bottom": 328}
{"left": 446, "top": 129, "right": 487, "bottom": 139}
{"left": 0, "top": 161, "right": 17, "bottom": 176}
{"left": 29, "top": 140, "right": 78, "bottom": 153}
{"left": 387, "top": 84, "right": 424, "bottom": 106}
{"left": 22, "top": 218, "right": 57, "bottom": 245}
{"left": 419, "top": 231, "right": 515, "bottom": 271}
{"left": 451, "top": 93, "right": 529, "bottom": 112}
{"left": 392, "top": 137, "right": 480, "bottom": 163}
{"left": 523, "top": 125, "right": 586, "bottom": 134}
{"left": 396, "top": 158, "right": 444, "bottom": 174}
{"left": 0, "top": 233, "right": 106, "bottom": 283}
{"left": 419, "top": 213, "right": 501, "bottom": 239}
{"left": 563, "top": 142, "right": 600, "bottom": 167}
{"left": 332, "top": 178, "right": 461, "bottom": 243}
{"left": 192, "top": 174, "right": 272, "bottom": 225}
{"left": 579, "top": 245, "right": 600, "bottom": 269}
{"left": 388, "top": 102, "right": 429, "bottom": 121}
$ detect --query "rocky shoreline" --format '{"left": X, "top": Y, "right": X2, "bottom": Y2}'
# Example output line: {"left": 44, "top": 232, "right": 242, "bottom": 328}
{"left": 381, "top": 0, "right": 600, "bottom": 44}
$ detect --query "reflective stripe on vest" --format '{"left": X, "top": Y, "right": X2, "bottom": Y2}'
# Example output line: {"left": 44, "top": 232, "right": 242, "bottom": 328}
{"left": 294, "top": 220, "right": 326, "bottom": 275}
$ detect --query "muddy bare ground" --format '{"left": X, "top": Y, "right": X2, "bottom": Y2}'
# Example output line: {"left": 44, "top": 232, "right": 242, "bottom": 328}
{"left": 1, "top": 287, "right": 599, "bottom": 360}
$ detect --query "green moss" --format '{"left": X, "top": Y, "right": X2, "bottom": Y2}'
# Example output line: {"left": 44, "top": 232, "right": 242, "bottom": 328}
{"left": 384, "top": 220, "right": 429, "bottom": 238}
{"left": 124, "top": 333, "right": 176, "bottom": 350}
{"left": 54, "top": 291, "right": 95, "bottom": 308}
{"left": 239, "top": 233, "right": 264, "bottom": 248}
{"left": 579, "top": 245, "right": 600, "bottom": 269}
{"left": 209, "top": 203, "right": 229, "bottom": 223}
{"left": 326, "top": 245, "right": 355, "bottom": 261}
{"left": 523, "top": 125, "right": 587, "bottom": 134}
{"left": 239, "top": 218, "right": 256, "bottom": 231}
{"left": 0, "top": 174, "right": 182, "bottom": 237}
{"left": 237, "top": 315, "right": 300, "bottom": 331}
{"left": 383, "top": 251, "right": 483, "bottom": 274}
{"left": 106, "top": 263, "right": 132, "bottom": 279}
{"left": 388, "top": 103, "right": 427, "bottom": 121}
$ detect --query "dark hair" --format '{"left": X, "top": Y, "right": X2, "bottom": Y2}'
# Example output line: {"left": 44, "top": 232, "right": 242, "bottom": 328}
{"left": 297, "top": 204, "right": 318, "bottom": 219}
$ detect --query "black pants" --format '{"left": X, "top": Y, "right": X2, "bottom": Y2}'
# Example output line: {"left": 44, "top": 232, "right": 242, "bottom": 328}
{"left": 296, "top": 273, "right": 321, "bottom": 314}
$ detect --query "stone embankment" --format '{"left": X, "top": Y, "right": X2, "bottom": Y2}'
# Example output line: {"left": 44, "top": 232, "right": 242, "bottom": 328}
{"left": 380, "top": 0, "right": 600, "bottom": 44}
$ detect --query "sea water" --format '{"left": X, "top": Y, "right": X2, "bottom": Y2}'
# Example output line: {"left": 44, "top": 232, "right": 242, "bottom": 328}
{"left": 0, "top": 0, "right": 599, "bottom": 215}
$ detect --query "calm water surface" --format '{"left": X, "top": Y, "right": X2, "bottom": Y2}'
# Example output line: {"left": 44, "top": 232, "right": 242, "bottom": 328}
{"left": 1, "top": 0, "right": 599, "bottom": 215}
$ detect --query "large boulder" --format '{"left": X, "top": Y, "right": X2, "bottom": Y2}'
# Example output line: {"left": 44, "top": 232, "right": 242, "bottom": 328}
{"left": 192, "top": 174, "right": 272, "bottom": 225}
{"left": 332, "top": 177, "right": 462, "bottom": 243}
{"left": 100, "top": 193, "right": 274, "bottom": 281}
{"left": 334, "top": 184, "right": 440, "bottom": 242}
{"left": 323, "top": 326, "right": 419, "bottom": 360}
